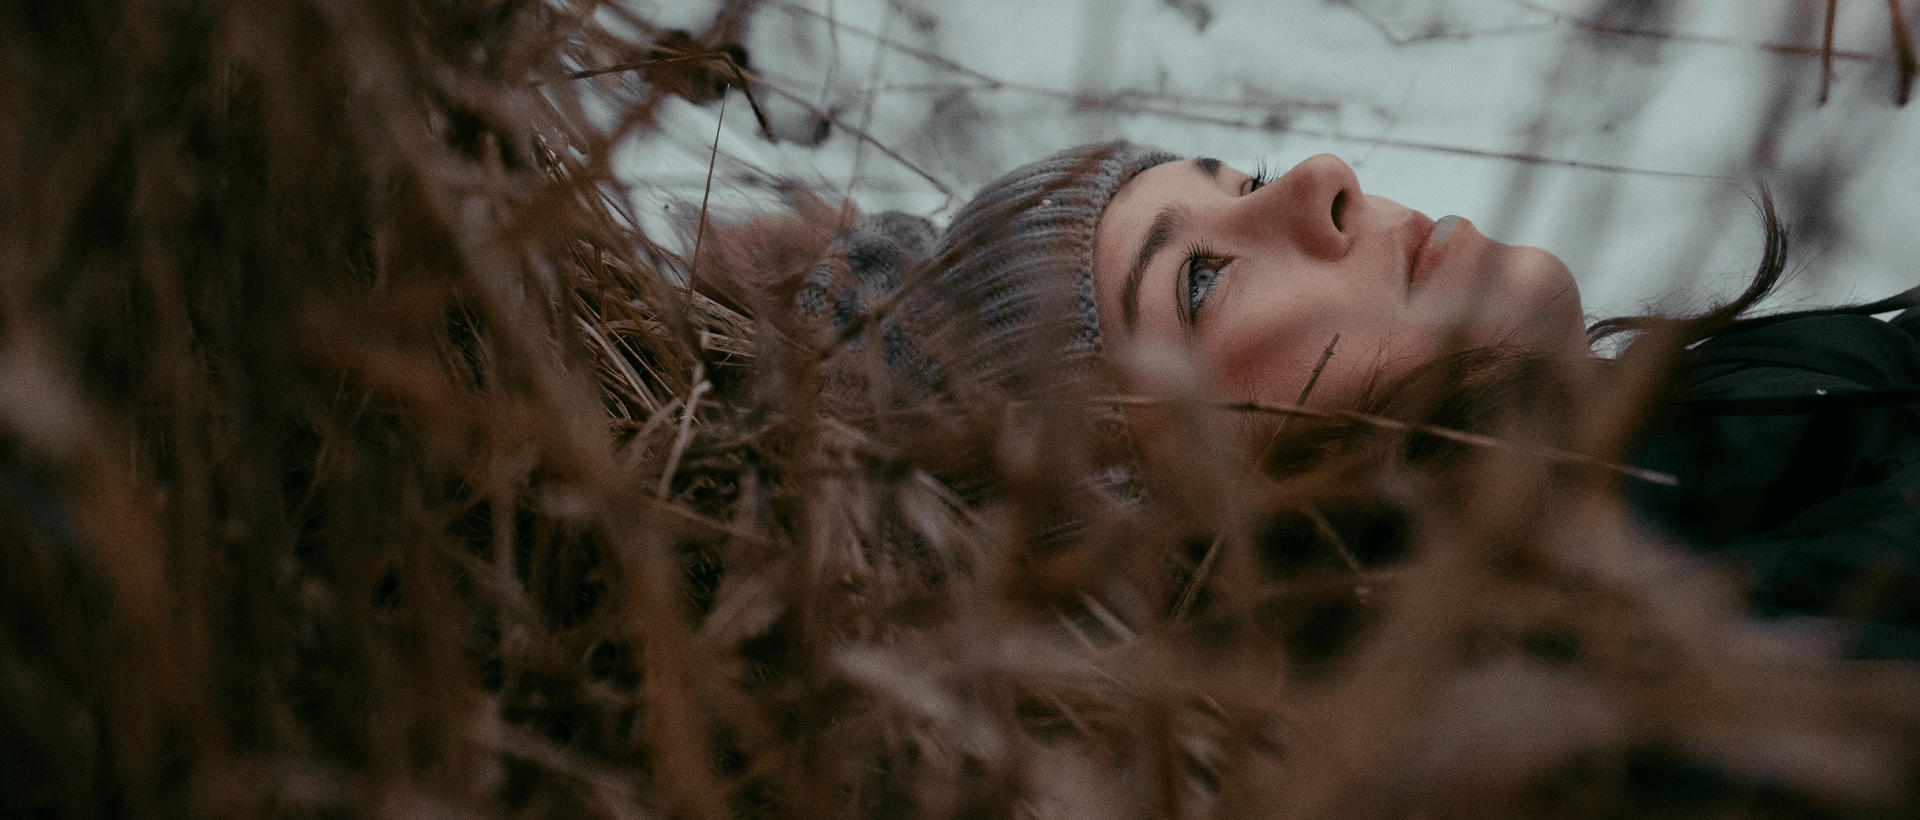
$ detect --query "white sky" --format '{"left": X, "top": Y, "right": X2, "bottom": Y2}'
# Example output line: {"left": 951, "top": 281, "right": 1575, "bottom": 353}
{"left": 620, "top": 0, "right": 1920, "bottom": 321}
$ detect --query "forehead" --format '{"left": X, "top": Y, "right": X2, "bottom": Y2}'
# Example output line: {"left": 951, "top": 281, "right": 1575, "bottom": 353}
{"left": 1090, "top": 160, "right": 1222, "bottom": 311}
{"left": 1100, "top": 159, "right": 1206, "bottom": 230}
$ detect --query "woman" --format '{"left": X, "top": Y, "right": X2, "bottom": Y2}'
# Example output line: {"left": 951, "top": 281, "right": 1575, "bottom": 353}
{"left": 1087, "top": 150, "right": 1586, "bottom": 412}
{"left": 902, "top": 142, "right": 1586, "bottom": 426}
{"left": 851, "top": 140, "right": 1920, "bottom": 658}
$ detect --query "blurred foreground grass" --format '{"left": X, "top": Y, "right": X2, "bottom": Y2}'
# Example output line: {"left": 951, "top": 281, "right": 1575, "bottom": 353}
{"left": 3, "top": 2, "right": 1919, "bottom": 818}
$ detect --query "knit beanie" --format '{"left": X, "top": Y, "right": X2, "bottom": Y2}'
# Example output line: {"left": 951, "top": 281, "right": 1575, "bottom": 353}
{"left": 900, "top": 140, "right": 1181, "bottom": 399}
{"left": 791, "top": 142, "right": 1177, "bottom": 542}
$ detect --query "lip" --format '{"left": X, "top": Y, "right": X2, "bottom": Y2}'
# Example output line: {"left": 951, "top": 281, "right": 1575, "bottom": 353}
{"left": 1407, "top": 214, "right": 1467, "bottom": 294}
{"left": 1402, "top": 211, "right": 1436, "bottom": 293}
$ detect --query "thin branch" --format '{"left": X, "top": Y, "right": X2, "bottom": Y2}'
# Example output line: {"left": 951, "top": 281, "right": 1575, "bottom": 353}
{"left": 1510, "top": 0, "right": 1878, "bottom": 62}
{"left": 1304, "top": 505, "right": 1371, "bottom": 604}
{"left": 726, "top": 61, "right": 777, "bottom": 140}
{"left": 1891, "top": 0, "right": 1918, "bottom": 104}
{"left": 1099, "top": 394, "right": 1681, "bottom": 487}
{"left": 1114, "top": 101, "right": 1736, "bottom": 180}
{"left": 1334, "top": 0, "right": 1555, "bottom": 47}
{"left": 688, "top": 93, "right": 726, "bottom": 299}
{"left": 1078, "top": 592, "right": 1138, "bottom": 644}
{"left": 820, "top": 0, "right": 842, "bottom": 103}
{"left": 1823, "top": 0, "right": 1839, "bottom": 104}
{"left": 847, "top": 0, "right": 895, "bottom": 204}
{"left": 749, "top": 76, "right": 958, "bottom": 198}
{"left": 657, "top": 375, "right": 711, "bottom": 499}
{"left": 1295, "top": 333, "right": 1341, "bottom": 408}
{"left": 1266, "top": 333, "right": 1340, "bottom": 449}
{"left": 1171, "top": 534, "right": 1224, "bottom": 623}
{"left": 750, "top": 33, "right": 1731, "bottom": 183}
{"left": 770, "top": 1, "right": 1004, "bottom": 87}
{"left": 557, "top": 52, "right": 713, "bottom": 83}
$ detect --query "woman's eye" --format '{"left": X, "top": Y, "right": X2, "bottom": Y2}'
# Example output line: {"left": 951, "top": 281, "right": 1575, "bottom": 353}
{"left": 1186, "top": 254, "right": 1227, "bottom": 318}
{"left": 1246, "top": 161, "right": 1274, "bottom": 194}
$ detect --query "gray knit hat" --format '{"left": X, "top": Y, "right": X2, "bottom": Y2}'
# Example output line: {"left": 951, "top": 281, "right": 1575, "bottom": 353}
{"left": 902, "top": 141, "right": 1181, "bottom": 397}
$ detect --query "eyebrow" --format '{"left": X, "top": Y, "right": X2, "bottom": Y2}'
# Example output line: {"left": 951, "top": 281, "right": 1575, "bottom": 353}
{"left": 1122, "top": 202, "right": 1190, "bottom": 331}
{"left": 1194, "top": 157, "right": 1222, "bottom": 178}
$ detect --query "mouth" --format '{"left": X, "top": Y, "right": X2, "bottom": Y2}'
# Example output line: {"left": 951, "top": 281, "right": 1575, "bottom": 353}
{"left": 1407, "top": 214, "right": 1466, "bottom": 294}
{"left": 1403, "top": 211, "right": 1436, "bottom": 292}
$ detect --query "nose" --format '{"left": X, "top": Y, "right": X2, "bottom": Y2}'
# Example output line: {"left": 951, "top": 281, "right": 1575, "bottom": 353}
{"left": 1248, "top": 153, "right": 1360, "bottom": 261}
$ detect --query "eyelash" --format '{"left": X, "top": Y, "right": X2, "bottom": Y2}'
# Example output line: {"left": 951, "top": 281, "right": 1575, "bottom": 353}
{"left": 1179, "top": 163, "right": 1269, "bottom": 328}
{"left": 1181, "top": 241, "right": 1232, "bottom": 329}
{"left": 1247, "top": 161, "right": 1275, "bottom": 193}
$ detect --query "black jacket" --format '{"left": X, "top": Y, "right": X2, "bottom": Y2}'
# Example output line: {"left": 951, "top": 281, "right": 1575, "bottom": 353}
{"left": 1631, "top": 293, "right": 1920, "bottom": 658}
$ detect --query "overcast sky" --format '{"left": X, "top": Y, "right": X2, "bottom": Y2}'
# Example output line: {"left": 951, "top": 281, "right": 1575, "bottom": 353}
{"left": 620, "top": 0, "right": 1920, "bottom": 321}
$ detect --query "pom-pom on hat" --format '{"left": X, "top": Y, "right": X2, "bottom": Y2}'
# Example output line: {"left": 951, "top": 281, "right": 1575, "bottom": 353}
{"left": 901, "top": 141, "right": 1180, "bottom": 397}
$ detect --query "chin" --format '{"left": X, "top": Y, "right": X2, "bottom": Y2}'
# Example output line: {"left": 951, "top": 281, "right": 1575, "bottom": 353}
{"left": 1485, "top": 244, "right": 1586, "bottom": 355}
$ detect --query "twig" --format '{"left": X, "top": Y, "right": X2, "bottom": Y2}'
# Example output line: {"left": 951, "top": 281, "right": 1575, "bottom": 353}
{"left": 1171, "top": 534, "right": 1224, "bottom": 622}
{"left": 726, "top": 61, "right": 777, "bottom": 140}
{"left": 771, "top": 1, "right": 1004, "bottom": 87}
{"left": 847, "top": 0, "right": 894, "bottom": 205}
{"left": 687, "top": 93, "right": 726, "bottom": 298}
{"left": 1510, "top": 0, "right": 1877, "bottom": 62}
{"left": 1891, "top": 0, "right": 1918, "bottom": 104}
{"left": 743, "top": 78, "right": 958, "bottom": 199}
{"left": 819, "top": 0, "right": 841, "bottom": 102}
{"left": 558, "top": 52, "right": 713, "bottom": 83}
{"left": 562, "top": 23, "right": 957, "bottom": 197}
{"left": 759, "top": 12, "right": 1728, "bottom": 182}
{"left": 1107, "top": 101, "right": 1735, "bottom": 181}
{"left": 1265, "top": 333, "right": 1340, "bottom": 450}
{"left": 1303, "top": 506, "right": 1371, "bottom": 604}
{"left": 1098, "top": 394, "right": 1680, "bottom": 487}
{"left": 657, "top": 375, "right": 711, "bottom": 499}
{"left": 1336, "top": 0, "right": 1555, "bottom": 46}
{"left": 1078, "top": 592, "right": 1137, "bottom": 644}
{"left": 1055, "top": 609, "right": 1103, "bottom": 653}
{"left": 1295, "top": 333, "right": 1340, "bottom": 408}
{"left": 1822, "top": 0, "right": 1838, "bottom": 104}
{"left": 1040, "top": 689, "right": 1096, "bottom": 739}
{"left": 638, "top": 488, "right": 773, "bottom": 546}
{"left": 626, "top": 395, "right": 684, "bottom": 459}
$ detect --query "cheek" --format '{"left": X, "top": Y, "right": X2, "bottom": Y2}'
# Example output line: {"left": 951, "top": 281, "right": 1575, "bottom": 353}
{"left": 1199, "top": 306, "right": 1398, "bottom": 410}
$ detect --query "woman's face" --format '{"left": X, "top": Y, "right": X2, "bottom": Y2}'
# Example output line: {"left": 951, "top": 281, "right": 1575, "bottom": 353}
{"left": 1090, "top": 154, "right": 1585, "bottom": 410}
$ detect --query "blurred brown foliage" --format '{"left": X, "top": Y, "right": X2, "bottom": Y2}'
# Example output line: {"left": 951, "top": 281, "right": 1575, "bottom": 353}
{"left": 3, "top": 2, "right": 1920, "bottom": 819}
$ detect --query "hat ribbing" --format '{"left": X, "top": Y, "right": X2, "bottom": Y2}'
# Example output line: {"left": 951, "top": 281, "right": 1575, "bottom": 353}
{"left": 909, "top": 141, "right": 1180, "bottom": 395}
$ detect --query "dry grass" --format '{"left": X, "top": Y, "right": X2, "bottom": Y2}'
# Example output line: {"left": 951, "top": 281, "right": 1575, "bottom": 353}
{"left": 3, "top": 1, "right": 1918, "bottom": 818}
